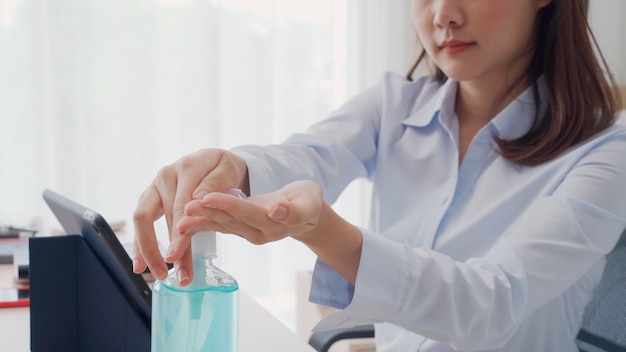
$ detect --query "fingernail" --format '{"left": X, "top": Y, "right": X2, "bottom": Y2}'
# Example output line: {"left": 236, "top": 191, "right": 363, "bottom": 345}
{"left": 177, "top": 267, "right": 190, "bottom": 284}
{"left": 152, "top": 265, "right": 167, "bottom": 280}
{"left": 226, "top": 188, "right": 247, "bottom": 199}
{"left": 165, "top": 244, "right": 176, "bottom": 261}
{"left": 132, "top": 258, "right": 140, "bottom": 273}
{"left": 194, "top": 190, "right": 208, "bottom": 200}
{"left": 269, "top": 205, "right": 288, "bottom": 220}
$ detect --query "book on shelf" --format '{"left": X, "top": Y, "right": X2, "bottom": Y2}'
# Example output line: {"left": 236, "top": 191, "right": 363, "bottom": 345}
{"left": 0, "top": 226, "right": 37, "bottom": 239}
{"left": 0, "top": 225, "right": 36, "bottom": 264}
{"left": 0, "top": 237, "right": 29, "bottom": 265}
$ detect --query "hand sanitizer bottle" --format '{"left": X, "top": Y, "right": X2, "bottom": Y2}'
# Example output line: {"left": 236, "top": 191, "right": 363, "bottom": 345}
{"left": 152, "top": 231, "right": 239, "bottom": 351}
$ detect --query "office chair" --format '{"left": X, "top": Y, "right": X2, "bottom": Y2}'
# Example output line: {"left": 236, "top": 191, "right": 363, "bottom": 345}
{"left": 576, "top": 228, "right": 626, "bottom": 352}
{"left": 309, "top": 229, "right": 626, "bottom": 352}
{"left": 308, "top": 324, "right": 375, "bottom": 352}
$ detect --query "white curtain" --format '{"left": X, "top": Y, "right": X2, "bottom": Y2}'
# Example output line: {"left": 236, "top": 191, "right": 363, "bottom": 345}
{"left": 0, "top": 0, "right": 415, "bottom": 329}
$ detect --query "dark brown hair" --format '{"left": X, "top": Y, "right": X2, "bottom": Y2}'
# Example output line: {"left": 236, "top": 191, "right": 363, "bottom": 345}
{"left": 407, "top": 0, "right": 623, "bottom": 166}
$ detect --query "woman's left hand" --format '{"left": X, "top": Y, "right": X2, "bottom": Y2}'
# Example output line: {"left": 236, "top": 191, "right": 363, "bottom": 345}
{"left": 179, "top": 179, "right": 363, "bottom": 284}
{"left": 176, "top": 180, "right": 324, "bottom": 249}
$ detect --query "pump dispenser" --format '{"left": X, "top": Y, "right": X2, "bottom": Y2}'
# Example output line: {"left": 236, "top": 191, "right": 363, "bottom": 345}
{"left": 152, "top": 231, "right": 239, "bottom": 351}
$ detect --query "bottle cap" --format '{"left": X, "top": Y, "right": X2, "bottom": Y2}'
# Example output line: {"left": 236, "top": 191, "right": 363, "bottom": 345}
{"left": 191, "top": 231, "right": 216, "bottom": 257}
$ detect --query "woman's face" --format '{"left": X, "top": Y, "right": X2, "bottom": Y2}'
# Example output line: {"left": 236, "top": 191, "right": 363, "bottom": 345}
{"left": 412, "top": 0, "right": 552, "bottom": 85}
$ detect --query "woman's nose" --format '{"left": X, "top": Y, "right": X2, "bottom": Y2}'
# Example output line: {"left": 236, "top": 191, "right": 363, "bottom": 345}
{"left": 432, "top": 0, "right": 464, "bottom": 29}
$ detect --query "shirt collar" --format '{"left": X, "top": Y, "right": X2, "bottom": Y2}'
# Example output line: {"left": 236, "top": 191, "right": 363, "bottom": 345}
{"left": 402, "top": 76, "right": 548, "bottom": 140}
{"left": 402, "top": 78, "right": 457, "bottom": 128}
{"left": 489, "top": 76, "right": 548, "bottom": 140}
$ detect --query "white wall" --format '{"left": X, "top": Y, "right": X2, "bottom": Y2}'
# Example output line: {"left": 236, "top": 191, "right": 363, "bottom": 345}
{"left": 589, "top": 0, "right": 626, "bottom": 86}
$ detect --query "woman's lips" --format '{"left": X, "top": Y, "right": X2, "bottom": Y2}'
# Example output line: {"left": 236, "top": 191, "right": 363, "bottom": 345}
{"left": 440, "top": 40, "right": 475, "bottom": 54}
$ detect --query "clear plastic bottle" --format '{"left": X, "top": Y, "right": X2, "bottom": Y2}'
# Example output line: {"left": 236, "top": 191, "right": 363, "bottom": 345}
{"left": 151, "top": 231, "right": 239, "bottom": 351}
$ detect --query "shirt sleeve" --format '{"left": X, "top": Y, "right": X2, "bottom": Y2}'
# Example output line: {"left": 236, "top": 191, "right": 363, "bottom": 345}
{"left": 309, "top": 259, "right": 355, "bottom": 309}
{"left": 312, "top": 129, "right": 626, "bottom": 350}
{"left": 231, "top": 82, "right": 383, "bottom": 203}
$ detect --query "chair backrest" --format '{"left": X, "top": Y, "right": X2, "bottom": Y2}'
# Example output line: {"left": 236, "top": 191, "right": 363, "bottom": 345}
{"left": 576, "top": 228, "right": 626, "bottom": 352}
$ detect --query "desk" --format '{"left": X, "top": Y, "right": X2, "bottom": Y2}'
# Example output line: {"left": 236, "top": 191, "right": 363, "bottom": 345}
{"left": 0, "top": 265, "right": 315, "bottom": 352}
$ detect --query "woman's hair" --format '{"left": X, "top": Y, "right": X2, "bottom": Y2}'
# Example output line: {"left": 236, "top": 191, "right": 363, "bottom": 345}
{"left": 407, "top": 0, "right": 623, "bottom": 166}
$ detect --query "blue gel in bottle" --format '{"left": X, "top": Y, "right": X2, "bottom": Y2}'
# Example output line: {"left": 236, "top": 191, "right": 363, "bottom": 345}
{"left": 152, "top": 231, "right": 239, "bottom": 351}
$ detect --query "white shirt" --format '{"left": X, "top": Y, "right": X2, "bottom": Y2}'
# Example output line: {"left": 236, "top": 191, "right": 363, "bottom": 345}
{"left": 233, "top": 73, "right": 626, "bottom": 351}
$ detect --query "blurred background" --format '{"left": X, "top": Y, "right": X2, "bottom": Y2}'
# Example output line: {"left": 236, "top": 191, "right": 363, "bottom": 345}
{"left": 1, "top": 0, "right": 624, "bottom": 331}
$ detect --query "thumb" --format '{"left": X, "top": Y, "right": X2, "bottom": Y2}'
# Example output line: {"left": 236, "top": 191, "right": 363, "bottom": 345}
{"left": 268, "top": 200, "right": 316, "bottom": 230}
{"left": 269, "top": 204, "right": 289, "bottom": 221}
{"left": 192, "top": 151, "right": 249, "bottom": 200}
{"left": 192, "top": 171, "right": 239, "bottom": 200}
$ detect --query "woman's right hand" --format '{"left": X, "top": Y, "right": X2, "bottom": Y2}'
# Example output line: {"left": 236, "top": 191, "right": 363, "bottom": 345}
{"left": 131, "top": 148, "right": 249, "bottom": 286}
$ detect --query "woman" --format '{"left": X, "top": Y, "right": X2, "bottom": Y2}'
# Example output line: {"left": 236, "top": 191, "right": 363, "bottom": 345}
{"left": 133, "top": 0, "right": 625, "bottom": 350}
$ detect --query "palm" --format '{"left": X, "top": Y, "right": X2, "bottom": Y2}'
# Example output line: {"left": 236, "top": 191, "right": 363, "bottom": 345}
{"left": 179, "top": 180, "right": 324, "bottom": 244}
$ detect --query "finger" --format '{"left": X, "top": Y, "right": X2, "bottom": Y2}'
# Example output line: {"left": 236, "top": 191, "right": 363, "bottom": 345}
{"left": 178, "top": 208, "right": 266, "bottom": 243}
{"left": 268, "top": 203, "right": 290, "bottom": 221}
{"left": 267, "top": 181, "right": 323, "bottom": 229}
{"left": 204, "top": 194, "right": 290, "bottom": 241}
{"left": 132, "top": 239, "right": 147, "bottom": 274}
{"left": 180, "top": 196, "right": 283, "bottom": 244}
{"left": 164, "top": 156, "right": 219, "bottom": 282}
{"left": 164, "top": 185, "right": 194, "bottom": 263}
{"left": 173, "top": 247, "right": 193, "bottom": 286}
{"left": 176, "top": 200, "right": 218, "bottom": 234}
{"left": 198, "top": 193, "right": 269, "bottom": 225}
{"left": 192, "top": 152, "right": 248, "bottom": 200}
{"left": 179, "top": 197, "right": 259, "bottom": 233}
{"left": 153, "top": 165, "right": 178, "bottom": 240}
{"left": 165, "top": 150, "right": 241, "bottom": 284}
{"left": 150, "top": 164, "right": 195, "bottom": 283}
{"left": 269, "top": 198, "right": 318, "bottom": 228}
{"left": 133, "top": 185, "right": 169, "bottom": 279}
